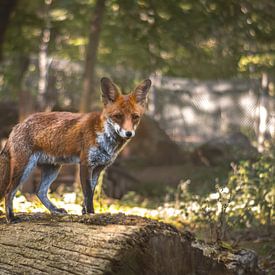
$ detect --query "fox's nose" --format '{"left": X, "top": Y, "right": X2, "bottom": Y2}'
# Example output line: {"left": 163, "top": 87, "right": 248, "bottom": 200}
{"left": 125, "top": 131, "right": 132, "bottom": 138}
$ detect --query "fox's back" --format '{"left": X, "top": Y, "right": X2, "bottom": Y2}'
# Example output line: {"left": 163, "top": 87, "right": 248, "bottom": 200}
{"left": 8, "top": 112, "right": 101, "bottom": 156}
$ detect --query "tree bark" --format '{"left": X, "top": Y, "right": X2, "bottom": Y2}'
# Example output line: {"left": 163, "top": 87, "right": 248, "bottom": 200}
{"left": 0, "top": 0, "right": 17, "bottom": 62}
{"left": 79, "top": 0, "right": 106, "bottom": 112}
{"left": 0, "top": 213, "right": 263, "bottom": 275}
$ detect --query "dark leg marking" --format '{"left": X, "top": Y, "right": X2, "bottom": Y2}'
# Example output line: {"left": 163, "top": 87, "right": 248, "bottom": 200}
{"left": 5, "top": 187, "right": 19, "bottom": 223}
{"left": 80, "top": 165, "right": 104, "bottom": 214}
{"left": 37, "top": 164, "right": 67, "bottom": 214}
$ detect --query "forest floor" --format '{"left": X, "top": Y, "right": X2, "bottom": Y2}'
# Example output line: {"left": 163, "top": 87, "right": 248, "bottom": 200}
{"left": 126, "top": 163, "right": 229, "bottom": 196}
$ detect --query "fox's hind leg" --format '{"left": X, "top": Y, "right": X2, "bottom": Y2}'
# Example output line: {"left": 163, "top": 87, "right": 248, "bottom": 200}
{"left": 37, "top": 164, "right": 67, "bottom": 214}
{"left": 5, "top": 154, "right": 37, "bottom": 223}
{"left": 5, "top": 187, "right": 19, "bottom": 223}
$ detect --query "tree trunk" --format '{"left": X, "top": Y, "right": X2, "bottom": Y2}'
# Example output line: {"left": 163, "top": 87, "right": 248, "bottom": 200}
{"left": 257, "top": 72, "right": 269, "bottom": 152}
{"left": 79, "top": 0, "right": 106, "bottom": 112}
{"left": 37, "top": 0, "right": 52, "bottom": 112}
{"left": 17, "top": 55, "right": 34, "bottom": 122}
{"left": 0, "top": 0, "right": 17, "bottom": 62}
{"left": 0, "top": 213, "right": 263, "bottom": 275}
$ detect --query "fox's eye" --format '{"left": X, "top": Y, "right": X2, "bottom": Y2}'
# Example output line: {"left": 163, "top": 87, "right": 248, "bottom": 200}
{"left": 113, "top": 113, "right": 123, "bottom": 120}
{"left": 132, "top": 114, "right": 140, "bottom": 120}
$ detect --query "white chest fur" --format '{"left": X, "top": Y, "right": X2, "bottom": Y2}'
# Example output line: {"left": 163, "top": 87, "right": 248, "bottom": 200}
{"left": 88, "top": 120, "right": 126, "bottom": 167}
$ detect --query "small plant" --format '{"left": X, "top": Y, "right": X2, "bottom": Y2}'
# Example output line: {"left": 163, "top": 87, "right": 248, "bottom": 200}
{"left": 174, "top": 179, "right": 191, "bottom": 209}
{"left": 198, "top": 184, "right": 231, "bottom": 243}
{"left": 215, "top": 184, "right": 232, "bottom": 242}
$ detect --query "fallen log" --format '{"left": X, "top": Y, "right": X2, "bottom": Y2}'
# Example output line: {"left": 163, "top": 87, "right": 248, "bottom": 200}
{"left": 0, "top": 213, "right": 263, "bottom": 275}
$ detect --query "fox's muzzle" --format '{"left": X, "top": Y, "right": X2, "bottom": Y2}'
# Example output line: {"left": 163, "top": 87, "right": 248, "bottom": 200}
{"left": 110, "top": 119, "right": 135, "bottom": 139}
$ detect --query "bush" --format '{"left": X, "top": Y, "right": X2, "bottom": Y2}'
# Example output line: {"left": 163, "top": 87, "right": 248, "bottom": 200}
{"left": 227, "top": 150, "right": 274, "bottom": 229}
{"left": 170, "top": 147, "right": 274, "bottom": 240}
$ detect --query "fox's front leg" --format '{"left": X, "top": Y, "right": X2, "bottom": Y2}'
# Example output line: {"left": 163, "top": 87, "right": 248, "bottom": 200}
{"left": 80, "top": 165, "right": 104, "bottom": 214}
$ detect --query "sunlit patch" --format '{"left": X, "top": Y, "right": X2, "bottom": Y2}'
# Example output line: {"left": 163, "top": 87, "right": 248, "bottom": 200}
{"left": 63, "top": 192, "right": 76, "bottom": 203}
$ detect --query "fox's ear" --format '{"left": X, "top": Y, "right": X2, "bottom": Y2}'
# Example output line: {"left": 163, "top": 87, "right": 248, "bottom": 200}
{"left": 133, "top": 79, "right": 151, "bottom": 106}
{"left": 101, "top": 77, "right": 120, "bottom": 105}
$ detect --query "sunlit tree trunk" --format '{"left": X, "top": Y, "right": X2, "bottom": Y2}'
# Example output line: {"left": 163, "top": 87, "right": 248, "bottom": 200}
{"left": 37, "top": 0, "right": 52, "bottom": 112}
{"left": 79, "top": 0, "right": 106, "bottom": 112}
{"left": 257, "top": 72, "right": 269, "bottom": 152}
{"left": 0, "top": 0, "right": 17, "bottom": 62}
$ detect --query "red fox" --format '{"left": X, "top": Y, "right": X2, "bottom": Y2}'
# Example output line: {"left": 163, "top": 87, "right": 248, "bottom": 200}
{"left": 0, "top": 77, "right": 151, "bottom": 222}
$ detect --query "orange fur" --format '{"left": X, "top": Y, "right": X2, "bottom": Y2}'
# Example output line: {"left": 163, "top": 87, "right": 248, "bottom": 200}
{"left": 0, "top": 77, "right": 151, "bottom": 222}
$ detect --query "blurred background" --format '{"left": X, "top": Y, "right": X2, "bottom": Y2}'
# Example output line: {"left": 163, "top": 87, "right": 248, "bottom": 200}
{"left": 0, "top": 0, "right": 274, "bottom": 271}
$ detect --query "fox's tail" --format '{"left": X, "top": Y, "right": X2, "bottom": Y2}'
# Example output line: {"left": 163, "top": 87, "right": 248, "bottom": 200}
{"left": 0, "top": 144, "right": 10, "bottom": 202}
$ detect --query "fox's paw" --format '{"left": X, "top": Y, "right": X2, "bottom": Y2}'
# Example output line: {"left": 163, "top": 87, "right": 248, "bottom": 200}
{"left": 6, "top": 215, "right": 22, "bottom": 224}
{"left": 82, "top": 207, "right": 94, "bottom": 215}
{"left": 52, "top": 208, "right": 67, "bottom": 215}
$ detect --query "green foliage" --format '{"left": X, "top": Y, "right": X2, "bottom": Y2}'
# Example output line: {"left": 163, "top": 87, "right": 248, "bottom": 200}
{"left": 171, "top": 149, "right": 274, "bottom": 240}
{"left": 1, "top": 0, "right": 275, "bottom": 96}
{"left": 227, "top": 150, "right": 274, "bottom": 228}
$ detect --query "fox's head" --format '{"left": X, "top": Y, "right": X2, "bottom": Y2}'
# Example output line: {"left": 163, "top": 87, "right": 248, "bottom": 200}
{"left": 101, "top": 77, "right": 151, "bottom": 139}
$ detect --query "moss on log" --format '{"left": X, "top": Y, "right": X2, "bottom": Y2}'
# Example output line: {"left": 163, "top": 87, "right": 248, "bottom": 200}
{"left": 0, "top": 213, "right": 263, "bottom": 274}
